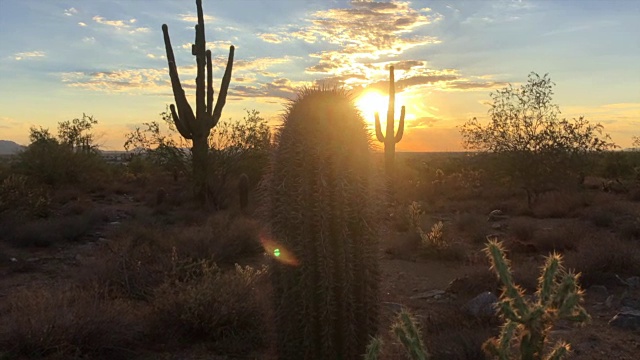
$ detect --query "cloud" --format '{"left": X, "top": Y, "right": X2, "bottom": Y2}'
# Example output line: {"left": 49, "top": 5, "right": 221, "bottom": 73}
{"left": 60, "top": 68, "right": 169, "bottom": 93}
{"left": 82, "top": 37, "right": 96, "bottom": 44}
{"left": 78, "top": 22, "right": 87, "bottom": 27}
{"left": 64, "top": 7, "right": 78, "bottom": 16}
{"left": 13, "top": 51, "right": 46, "bottom": 61}
{"left": 445, "top": 80, "right": 508, "bottom": 90}
{"left": 408, "top": 116, "right": 440, "bottom": 129}
{"left": 92, "top": 15, "right": 149, "bottom": 34}
{"left": 259, "top": 33, "right": 287, "bottom": 44}
{"left": 179, "top": 13, "right": 215, "bottom": 23}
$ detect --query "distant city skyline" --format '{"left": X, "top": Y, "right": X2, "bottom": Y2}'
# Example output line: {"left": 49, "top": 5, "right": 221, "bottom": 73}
{"left": 1, "top": 0, "right": 638, "bottom": 151}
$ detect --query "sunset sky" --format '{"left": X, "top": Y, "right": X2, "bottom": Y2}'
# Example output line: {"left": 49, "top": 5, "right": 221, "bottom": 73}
{"left": 1, "top": 0, "right": 638, "bottom": 151}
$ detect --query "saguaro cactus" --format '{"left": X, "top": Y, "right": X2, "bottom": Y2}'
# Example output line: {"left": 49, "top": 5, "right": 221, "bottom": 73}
{"left": 161, "top": 0, "right": 234, "bottom": 204}
{"left": 265, "top": 88, "right": 380, "bottom": 360}
{"left": 375, "top": 65, "right": 405, "bottom": 176}
{"left": 483, "top": 239, "right": 590, "bottom": 360}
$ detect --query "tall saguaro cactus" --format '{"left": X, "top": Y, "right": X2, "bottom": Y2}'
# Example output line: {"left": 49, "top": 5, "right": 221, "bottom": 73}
{"left": 161, "top": 0, "right": 234, "bottom": 204}
{"left": 375, "top": 66, "right": 405, "bottom": 176}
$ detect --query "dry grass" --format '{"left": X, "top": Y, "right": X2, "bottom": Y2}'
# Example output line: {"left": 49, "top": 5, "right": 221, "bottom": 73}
{"left": 0, "top": 285, "right": 144, "bottom": 359}
{"left": 531, "top": 191, "right": 589, "bottom": 218}
{"left": 149, "top": 262, "right": 271, "bottom": 354}
{"left": 5, "top": 209, "right": 106, "bottom": 248}
{"left": 509, "top": 217, "right": 537, "bottom": 243}
{"left": 565, "top": 236, "right": 640, "bottom": 288}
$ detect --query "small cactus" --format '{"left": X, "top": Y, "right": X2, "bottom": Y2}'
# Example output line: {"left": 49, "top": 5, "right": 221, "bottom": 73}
{"left": 483, "top": 239, "right": 590, "bottom": 360}
{"left": 364, "top": 309, "right": 430, "bottom": 360}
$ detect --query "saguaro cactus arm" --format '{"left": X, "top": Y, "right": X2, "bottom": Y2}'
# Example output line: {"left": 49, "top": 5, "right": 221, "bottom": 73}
{"left": 395, "top": 106, "right": 405, "bottom": 143}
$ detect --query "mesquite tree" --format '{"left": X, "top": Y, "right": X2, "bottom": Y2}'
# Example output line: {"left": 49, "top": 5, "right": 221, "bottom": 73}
{"left": 161, "top": 0, "right": 234, "bottom": 205}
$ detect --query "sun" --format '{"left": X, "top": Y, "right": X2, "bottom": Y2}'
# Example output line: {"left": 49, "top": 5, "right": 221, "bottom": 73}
{"left": 355, "top": 91, "right": 388, "bottom": 121}
{"left": 355, "top": 90, "right": 407, "bottom": 124}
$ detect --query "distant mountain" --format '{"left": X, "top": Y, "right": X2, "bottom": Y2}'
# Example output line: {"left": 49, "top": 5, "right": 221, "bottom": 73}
{"left": 0, "top": 140, "right": 24, "bottom": 155}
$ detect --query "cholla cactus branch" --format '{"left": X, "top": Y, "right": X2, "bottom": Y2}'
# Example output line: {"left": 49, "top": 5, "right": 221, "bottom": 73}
{"left": 391, "top": 310, "right": 430, "bottom": 360}
{"left": 482, "top": 239, "right": 590, "bottom": 360}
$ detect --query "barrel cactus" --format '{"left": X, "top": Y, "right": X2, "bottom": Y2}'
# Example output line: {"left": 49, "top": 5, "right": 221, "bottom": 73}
{"left": 263, "top": 88, "right": 380, "bottom": 359}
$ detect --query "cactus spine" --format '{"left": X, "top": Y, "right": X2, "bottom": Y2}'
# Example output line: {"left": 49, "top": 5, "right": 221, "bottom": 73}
{"left": 265, "top": 88, "right": 380, "bottom": 360}
{"left": 483, "top": 239, "right": 590, "bottom": 360}
{"left": 161, "top": 0, "right": 234, "bottom": 205}
{"left": 375, "top": 66, "right": 405, "bottom": 176}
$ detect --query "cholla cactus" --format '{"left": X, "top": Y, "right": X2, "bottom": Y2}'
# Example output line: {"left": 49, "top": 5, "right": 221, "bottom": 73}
{"left": 483, "top": 239, "right": 590, "bottom": 360}
{"left": 365, "top": 309, "right": 430, "bottom": 360}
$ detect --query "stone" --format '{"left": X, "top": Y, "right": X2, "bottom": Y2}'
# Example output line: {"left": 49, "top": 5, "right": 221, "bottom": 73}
{"left": 621, "top": 297, "right": 640, "bottom": 310}
{"left": 587, "top": 285, "right": 608, "bottom": 299}
{"left": 488, "top": 210, "right": 509, "bottom": 221}
{"left": 626, "top": 276, "right": 640, "bottom": 289}
{"left": 609, "top": 310, "right": 640, "bottom": 331}
{"left": 382, "top": 302, "right": 405, "bottom": 313}
{"left": 464, "top": 291, "right": 498, "bottom": 317}
{"left": 411, "top": 289, "right": 446, "bottom": 300}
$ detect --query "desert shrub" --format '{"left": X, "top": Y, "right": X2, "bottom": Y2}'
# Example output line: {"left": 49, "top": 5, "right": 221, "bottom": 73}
{"left": 0, "top": 285, "right": 143, "bottom": 360}
{"left": 13, "top": 120, "right": 110, "bottom": 187}
{"left": 532, "top": 222, "right": 584, "bottom": 253}
{"left": 0, "top": 173, "right": 51, "bottom": 217}
{"left": 454, "top": 212, "right": 489, "bottom": 245}
{"left": 179, "top": 212, "right": 263, "bottom": 265}
{"left": 460, "top": 72, "right": 615, "bottom": 207}
{"left": 585, "top": 208, "right": 615, "bottom": 228}
{"left": 150, "top": 261, "right": 269, "bottom": 354}
{"left": 509, "top": 218, "right": 537, "bottom": 243}
{"left": 6, "top": 210, "right": 104, "bottom": 247}
{"left": 531, "top": 191, "right": 588, "bottom": 218}
{"left": 618, "top": 216, "right": 640, "bottom": 240}
{"left": 566, "top": 236, "right": 640, "bottom": 287}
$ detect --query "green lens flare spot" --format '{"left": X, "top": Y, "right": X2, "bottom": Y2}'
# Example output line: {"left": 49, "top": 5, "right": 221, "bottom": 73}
{"left": 274, "top": 248, "right": 281, "bottom": 257}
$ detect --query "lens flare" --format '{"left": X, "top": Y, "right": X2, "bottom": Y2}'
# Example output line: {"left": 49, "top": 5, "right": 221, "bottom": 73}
{"left": 260, "top": 233, "right": 299, "bottom": 266}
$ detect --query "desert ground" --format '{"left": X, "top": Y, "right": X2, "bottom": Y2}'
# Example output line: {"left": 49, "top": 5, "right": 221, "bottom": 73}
{"left": 1, "top": 150, "right": 639, "bottom": 360}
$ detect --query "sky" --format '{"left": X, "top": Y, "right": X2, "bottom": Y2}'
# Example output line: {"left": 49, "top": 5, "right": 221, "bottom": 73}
{"left": 0, "top": 0, "right": 638, "bottom": 151}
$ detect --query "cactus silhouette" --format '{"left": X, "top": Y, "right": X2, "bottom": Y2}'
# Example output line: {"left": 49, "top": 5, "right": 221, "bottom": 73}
{"left": 264, "top": 88, "right": 380, "bottom": 360}
{"left": 375, "top": 65, "right": 405, "bottom": 176}
{"left": 161, "top": 0, "right": 234, "bottom": 205}
{"left": 483, "top": 239, "right": 590, "bottom": 360}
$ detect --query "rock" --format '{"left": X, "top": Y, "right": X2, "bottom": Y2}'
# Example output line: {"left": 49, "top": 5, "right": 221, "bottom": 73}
{"left": 488, "top": 210, "right": 508, "bottom": 222}
{"left": 411, "top": 289, "right": 446, "bottom": 300}
{"left": 382, "top": 302, "right": 405, "bottom": 313}
{"left": 491, "top": 223, "right": 504, "bottom": 230}
{"left": 464, "top": 291, "right": 498, "bottom": 317}
{"left": 609, "top": 310, "right": 640, "bottom": 331}
{"left": 621, "top": 297, "right": 640, "bottom": 310}
{"left": 626, "top": 276, "right": 640, "bottom": 289}
{"left": 587, "top": 285, "right": 609, "bottom": 299}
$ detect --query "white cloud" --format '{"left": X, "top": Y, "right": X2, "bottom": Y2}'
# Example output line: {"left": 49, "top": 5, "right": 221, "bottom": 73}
{"left": 13, "top": 51, "right": 46, "bottom": 61}
{"left": 78, "top": 22, "right": 87, "bottom": 27}
{"left": 64, "top": 7, "right": 78, "bottom": 16}
{"left": 92, "top": 15, "right": 149, "bottom": 34}
{"left": 179, "top": 13, "right": 215, "bottom": 23}
{"left": 82, "top": 37, "right": 96, "bottom": 44}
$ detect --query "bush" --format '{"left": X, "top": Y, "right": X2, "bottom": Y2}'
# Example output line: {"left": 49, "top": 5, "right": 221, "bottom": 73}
{"left": 150, "top": 261, "right": 270, "bottom": 354}
{"left": 460, "top": 72, "right": 615, "bottom": 207}
{"left": 0, "top": 285, "right": 143, "bottom": 360}
{"left": 0, "top": 173, "right": 51, "bottom": 217}
{"left": 6, "top": 210, "right": 105, "bottom": 247}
